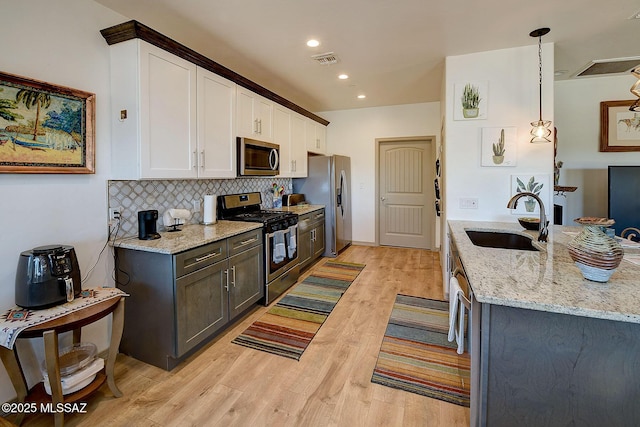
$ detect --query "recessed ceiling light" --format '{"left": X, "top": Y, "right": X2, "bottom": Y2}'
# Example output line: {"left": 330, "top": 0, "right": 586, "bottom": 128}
{"left": 338, "top": 74, "right": 349, "bottom": 80}
{"left": 306, "top": 39, "right": 320, "bottom": 47}
{"left": 357, "top": 94, "right": 366, "bottom": 99}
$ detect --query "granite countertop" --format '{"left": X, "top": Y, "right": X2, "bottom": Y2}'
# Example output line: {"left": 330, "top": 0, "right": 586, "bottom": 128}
{"left": 113, "top": 221, "right": 263, "bottom": 255}
{"left": 449, "top": 220, "right": 640, "bottom": 324}
{"left": 271, "top": 204, "right": 325, "bottom": 215}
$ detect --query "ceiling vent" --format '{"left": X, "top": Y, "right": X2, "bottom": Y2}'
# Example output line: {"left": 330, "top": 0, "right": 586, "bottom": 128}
{"left": 573, "top": 57, "right": 640, "bottom": 78}
{"left": 311, "top": 52, "right": 339, "bottom": 65}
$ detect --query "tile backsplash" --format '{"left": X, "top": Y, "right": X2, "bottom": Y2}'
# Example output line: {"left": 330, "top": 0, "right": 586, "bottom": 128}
{"left": 108, "top": 177, "right": 292, "bottom": 238}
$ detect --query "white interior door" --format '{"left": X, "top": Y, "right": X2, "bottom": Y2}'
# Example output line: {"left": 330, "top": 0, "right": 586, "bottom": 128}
{"left": 379, "top": 140, "right": 434, "bottom": 249}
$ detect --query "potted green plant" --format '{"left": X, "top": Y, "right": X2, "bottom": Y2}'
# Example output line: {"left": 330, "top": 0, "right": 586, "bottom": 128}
{"left": 461, "top": 83, "right": 481, "bottom": 118}
{"left": 516, "top": 176, "right": 543, "bottom": 212}
{"left": 492, "top": 128, "right": 505, "bottom": 164}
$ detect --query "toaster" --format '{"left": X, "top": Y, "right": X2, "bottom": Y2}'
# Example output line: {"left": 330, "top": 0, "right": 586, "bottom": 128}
{"left": 282, "top": 194, "right": 306, "bottom": 206}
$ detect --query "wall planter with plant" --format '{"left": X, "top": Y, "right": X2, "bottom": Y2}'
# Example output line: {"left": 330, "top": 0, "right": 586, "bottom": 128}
{"left": 453, "top": 81, "right": 488, "bottom": 120}
{"left": 461, "top": 83, "right": 481, "bottom": 118}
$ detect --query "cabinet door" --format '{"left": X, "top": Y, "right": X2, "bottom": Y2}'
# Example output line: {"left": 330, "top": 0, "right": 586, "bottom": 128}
{"left": 140, "top": 42, "right": 198, "bottom": 178}
{"left": 298, "top": 228, "right": 312, "bottom": 269}
{"left": 291, "top": 113, "right": 307, "bottom": 177}
{"left": 313, "top": 222, "right": 326, "bottom": 260}
{"left": 236, "top": 87, "right": 273, "bottom": 141}
{"left": 305, "top": 119, "right": 327, "bottom": 154}
{"left": 228, "top": 245, "right": 264, "bottom": 319}
{"left": 197, "top": 67, "right": 236, "bottom": 178}
{"left": 255, "top": 96, "right": 273, "bottom": 141}
{"left": 236, "top": 87, "right": 256, "bottom": 138}
{"left": 175, "top": 260, "right": 228, "bottom": 356}
{"left": 274, "top": 105, "right": 292, "bottom": 177}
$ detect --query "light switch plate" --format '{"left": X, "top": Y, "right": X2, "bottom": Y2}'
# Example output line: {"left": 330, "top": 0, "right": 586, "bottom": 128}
{"left": 460, "top": 198, "right": 478, "bottom": 209}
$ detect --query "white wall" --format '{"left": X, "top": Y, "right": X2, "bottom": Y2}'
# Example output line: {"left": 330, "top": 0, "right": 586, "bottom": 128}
{"left": 554, "top": 75, "right": 640, "bottom": 221}
{"left": 444, "top": 44, "right": 555, "bottom": 223}
{"left": 0, "top": 0, "right": 125, "bottom": 403}
{"left": 318, "top": 102, "right": 441, "bottom": 245}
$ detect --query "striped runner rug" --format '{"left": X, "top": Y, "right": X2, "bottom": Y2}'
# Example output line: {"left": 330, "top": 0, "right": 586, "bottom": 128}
{"left": 232, "top": 260, "right": 365, "bottom": 360}
{"left": 371, "top": 294, "right": 471, "bottom": 407}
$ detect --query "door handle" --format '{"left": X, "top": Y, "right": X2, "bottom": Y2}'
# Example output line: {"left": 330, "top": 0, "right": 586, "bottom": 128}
{"left": 380, "top": 196, "right": 386, "bottom": 201}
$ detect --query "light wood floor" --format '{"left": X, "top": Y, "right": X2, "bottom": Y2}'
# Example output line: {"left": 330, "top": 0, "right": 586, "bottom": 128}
{"left": 19, "top": 245, "right": 470, "bottom": 426}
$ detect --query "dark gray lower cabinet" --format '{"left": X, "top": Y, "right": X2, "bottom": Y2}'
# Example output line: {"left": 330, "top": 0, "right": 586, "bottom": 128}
{"left": 116, "top": 229, "right": 263, "bottom": 370}
{"left": 298, "top": 209, "right": 325, "bottom": 270}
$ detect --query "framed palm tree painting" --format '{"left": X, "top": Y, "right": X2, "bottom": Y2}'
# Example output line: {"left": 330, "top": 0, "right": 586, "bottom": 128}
{"left": 0, "top": 71, "right": 95, "bottom": 173}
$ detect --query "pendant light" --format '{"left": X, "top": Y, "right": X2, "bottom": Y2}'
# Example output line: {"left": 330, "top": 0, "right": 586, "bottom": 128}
{"left": 529, "top": 27, "right": 551, "bottom": 143}
{"left": 630, "top": 67, "right": 640, "bottom": 112}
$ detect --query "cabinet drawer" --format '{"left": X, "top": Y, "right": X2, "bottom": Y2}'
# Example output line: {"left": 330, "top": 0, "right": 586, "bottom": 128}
{"left": 310, "top": 210, "right": 325, "bottom": 225}
{"left": 298, "top": 213, "right": 312, "bottom": 232}
{"left": 175, "top": 241, "right": 227, "bottom": 277}
{"left": 228, "top": 229, "right": 263, "bottom": 256}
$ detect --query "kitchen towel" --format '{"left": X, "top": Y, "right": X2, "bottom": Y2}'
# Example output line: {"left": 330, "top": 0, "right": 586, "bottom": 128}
{"left": 287, "top": 225, "right": 297, "bottom": 258}
{"left": 273, "top": 230, "right": 287, "bottom": 263}
{"left": 448, "top": 276, "right": 465, "bottom": 354}
{"left": 202, "top": 195, "right": 216, "bottom": 225}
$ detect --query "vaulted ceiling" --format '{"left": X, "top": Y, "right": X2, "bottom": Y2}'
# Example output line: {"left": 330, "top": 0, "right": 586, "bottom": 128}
{"left": 95, "top": 0, "right": 640, "bottom": 112}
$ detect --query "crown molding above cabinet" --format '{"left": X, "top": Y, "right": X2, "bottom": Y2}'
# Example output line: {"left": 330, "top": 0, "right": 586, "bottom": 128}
{"left": 100, "top": 20, "right": 329, "bottom": 126}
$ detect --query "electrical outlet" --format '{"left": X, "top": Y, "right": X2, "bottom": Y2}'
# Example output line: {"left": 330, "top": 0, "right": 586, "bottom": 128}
{"left": 460, "top": 198, "right": 478, "bottom": 209}
{"left": 192, "top": 199, "right": 201, "bottom": 211}
{"left": 109, "top": 207, "right": 122, "bottom": 222}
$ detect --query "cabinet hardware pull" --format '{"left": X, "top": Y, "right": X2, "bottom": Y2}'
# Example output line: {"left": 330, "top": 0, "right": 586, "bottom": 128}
{"left": 194, "top": 251, "right": 220, "bottom": 262}
{"left": 258, "top": 119, "right": 262, "bottom": 134}
{"left": 192, "top": 151, "right": 197, "bottom": 169}
{"left": 231, "top": 265, "right": 236, "bottom": 287}
{"left": 238, "top": 238, "right": 257, "bottom": 246}
{"left": 200, "top": 150, "right": 205, "bottom": 170}
{"left": 224, "top": 269, "right": 229, "bottom": 291}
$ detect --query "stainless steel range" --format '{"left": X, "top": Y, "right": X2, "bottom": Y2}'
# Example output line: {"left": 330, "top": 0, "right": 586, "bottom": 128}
{"left": 218, "top": 192, "right": 299, "bottom": 305}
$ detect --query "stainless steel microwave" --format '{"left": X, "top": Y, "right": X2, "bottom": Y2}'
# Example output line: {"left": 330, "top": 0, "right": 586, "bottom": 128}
{"left": 237, "top": 137, "right": 280, "bottom": 176}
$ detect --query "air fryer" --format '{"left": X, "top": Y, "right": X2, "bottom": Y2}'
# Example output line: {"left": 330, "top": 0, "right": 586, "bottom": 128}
{"left": 15, "top": 245, "right": 82, "bottom": 309}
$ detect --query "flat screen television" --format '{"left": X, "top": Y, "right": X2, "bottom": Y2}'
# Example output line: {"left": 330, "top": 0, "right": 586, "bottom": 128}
{"left": 608, "top": 166, "right": 640, "bottom": 237}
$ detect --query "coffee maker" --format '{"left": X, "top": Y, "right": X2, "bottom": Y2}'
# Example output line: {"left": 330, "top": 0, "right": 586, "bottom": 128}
{"left": 15, "top": 245, "right": 82, "bottom": 309}
{"left": 138, "top": 210, "right": 161, "bottom": 240}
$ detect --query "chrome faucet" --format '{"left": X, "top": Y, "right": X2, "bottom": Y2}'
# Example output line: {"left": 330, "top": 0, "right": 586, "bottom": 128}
{"left": 507, "top": 192, "right": 548, "bottom": 242}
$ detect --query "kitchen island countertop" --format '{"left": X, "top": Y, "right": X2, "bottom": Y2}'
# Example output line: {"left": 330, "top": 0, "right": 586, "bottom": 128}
{"left": 449, "top": 220, "right": 640, "bottom": 324}
{"left": 113, "top": 221, "right": 263, "bottom": 255}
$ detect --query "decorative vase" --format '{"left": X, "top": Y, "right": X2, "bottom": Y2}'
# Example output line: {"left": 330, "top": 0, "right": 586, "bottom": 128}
{"left": 463, "top": 108, "right": 479, "bottom": 118}
{"left": 492, "top": 155, "right": 504, "bottom": 165}
{"left": 567, "top": 218, "right": 623, "bottom": 282}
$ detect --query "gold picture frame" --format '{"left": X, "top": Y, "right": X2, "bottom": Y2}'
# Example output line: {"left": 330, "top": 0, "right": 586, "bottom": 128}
{"left": 600, "top": 100, "right": 640, "bottom": 152}
{"left": 0, "top": 71, "right": 95, "bottom": 173}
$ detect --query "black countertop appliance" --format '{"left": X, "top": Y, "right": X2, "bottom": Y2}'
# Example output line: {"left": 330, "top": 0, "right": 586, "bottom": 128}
{"left": 15, "top": 245, "right": 81, "bottom": 309}
{"left": 138, "top": 209, "right": 161, "bottom": 240}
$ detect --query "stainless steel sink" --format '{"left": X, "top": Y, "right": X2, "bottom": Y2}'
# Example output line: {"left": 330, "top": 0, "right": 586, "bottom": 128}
{"left": 465, "top": 230, "right": 539, "bottom": 251}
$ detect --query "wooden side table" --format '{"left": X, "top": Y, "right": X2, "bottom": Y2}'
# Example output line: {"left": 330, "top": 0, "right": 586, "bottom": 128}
{"left": 0, "top": 297, "right": 124, "bottom": 427}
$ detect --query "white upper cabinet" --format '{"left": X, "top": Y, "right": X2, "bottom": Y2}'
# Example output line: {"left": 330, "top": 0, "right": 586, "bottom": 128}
{"left": 109, "top": 40, "right": 237, "bottom": 179}
{"left": 236, "top": 86, "right": 273, "bottom": 142}
{"left": 274, "top": 106, "right": 308, "bottom": 178}
{"left": 110, "top": 39, "right": 198, "bottom": 179}
{"left": 273, "top": 104, "right": 292, "bottom": 176}
{"left": 305, "top": 118, "right": 327, "bottom": 155}
{"left": 196, "top": 67, "right": 236, "bottom": 178}
{"left": 290, "top": 112, "right": 308, "bottom": 177}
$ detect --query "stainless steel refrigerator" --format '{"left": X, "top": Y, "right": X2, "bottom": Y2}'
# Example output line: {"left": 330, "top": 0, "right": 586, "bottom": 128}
{"left": 293, "top": 155, "right": 352, "bottom": 257}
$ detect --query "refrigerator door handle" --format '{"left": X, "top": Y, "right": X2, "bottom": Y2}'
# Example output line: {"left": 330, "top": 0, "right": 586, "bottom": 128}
{"left": 338, "top": 170, "right": 346, "bottom": 216}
